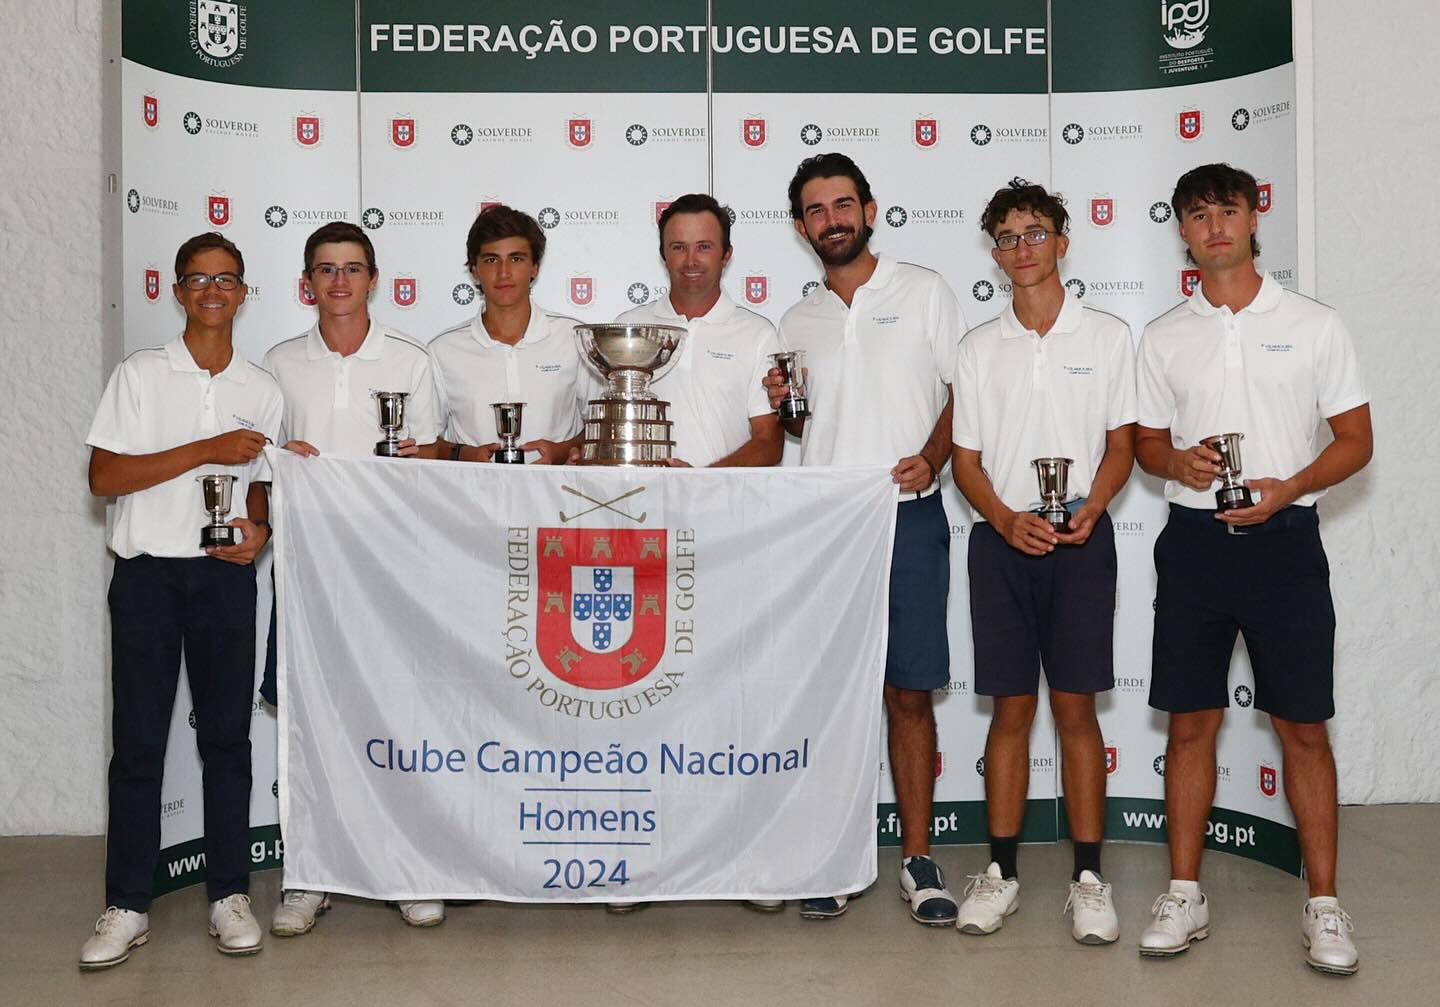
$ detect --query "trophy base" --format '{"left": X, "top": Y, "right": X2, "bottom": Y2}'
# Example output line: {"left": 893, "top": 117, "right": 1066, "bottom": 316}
{"left": 580, "top": 440, "right": 675, "bottom": 466}
{"left": 494, "top": 445, "right": 525, "bottom": 464}
{"left": 375, "top": 439, "right": 403, "bottom": 457}
{"left": 1037, "top": 506, "right": 1072, "bottom": 535}
{"left": 1216, "top": 485, "right": 1253, "bottom": 512}
{"left": 778, "top": 398, "right": 810, "bottom": 421}
{"left": 200, "top": 524, "right": 237, "bottom": 549}
{"left": 578, "top": 396, "right": 675, "bottom": 466}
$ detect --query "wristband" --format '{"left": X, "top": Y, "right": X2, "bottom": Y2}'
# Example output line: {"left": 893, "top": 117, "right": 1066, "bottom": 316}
{"left": 922, "top": 455, "right": 939, "bottom": 483}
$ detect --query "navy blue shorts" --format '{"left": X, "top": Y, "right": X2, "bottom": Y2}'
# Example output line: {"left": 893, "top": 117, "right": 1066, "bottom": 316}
{"left": 1149, "top": 504, "right": 1335, "bottom": 723}
{"left": 967, "top": 512, "right": 1117, "bottom": 696}
{"left": 885, "top": 492, "right": 951, "bottom": 691}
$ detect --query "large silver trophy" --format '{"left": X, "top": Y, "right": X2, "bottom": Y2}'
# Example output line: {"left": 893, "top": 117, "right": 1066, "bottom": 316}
{"left": 575, "top": 323, "right": 688, "bottom": 465}
{"left": 1200, "top": 432, "right": 1253, "bottom": 511}
{"left": 372, "top": 390, "right": 409, "bottom": 457}
{"left": 197, "top": 473, "right": 238, "bottom": 548}
{"left": 492, "top": 402, "right": 526, "bottom": 464}
{"left": 1032, "top": 457, "right": 1075, "bottom": 534}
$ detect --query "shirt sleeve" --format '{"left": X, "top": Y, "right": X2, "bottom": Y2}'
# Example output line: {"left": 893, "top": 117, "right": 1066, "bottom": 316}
{"left": 85, "top": 358, "right": 143, "bottom": 454}
{"left": 748, "top": 321, "right": 782, "bottom": 418}
{"left": 950, "top": 333, "right": 983, "bottom": 451}
{"left": 1106, "top": 319, "right": 1139, "bottom": 429}
{"left": 1135, "top": 326, "right": 1176, "bottom": 429}
{"left": 1315, "top": 311, "right": 1369, "bottom": 418}
{"left": 929, "top": 275, "right": 965, "bottom": 384}
{"left": 405, "top": 348, "right": 444, "bottom": 443}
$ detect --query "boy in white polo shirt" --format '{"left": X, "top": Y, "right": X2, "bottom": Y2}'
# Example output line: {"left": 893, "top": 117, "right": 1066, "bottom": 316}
{"left": 431, "top": 205, "right": 590, "bottom": 464}
{"left": 81, "top": 232, "right": 282, "bottom": 969}
{"left": 1135, "top": 163, "right": 1371, "bottom": 974}
{"left": 617, "top": 192, "right": 782, "bottom": 468}
{"left": 950, "top": 179, "right": 1136, "bottom": 944}
{"left": 765, "top": 153, "right": 962, "bottom": 926}
{"left": 262, "top": 221, "right": 443, "bottom": 935}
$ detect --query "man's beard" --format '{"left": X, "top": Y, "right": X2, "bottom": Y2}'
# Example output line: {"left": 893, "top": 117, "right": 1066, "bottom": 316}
{"left": 809, "top": 225, "right": 872, "bottom": 266}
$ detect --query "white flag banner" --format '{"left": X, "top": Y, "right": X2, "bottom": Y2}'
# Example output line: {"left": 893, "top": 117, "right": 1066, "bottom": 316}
{"left": 273, "top": 452, "right": 897, "bottom": 902}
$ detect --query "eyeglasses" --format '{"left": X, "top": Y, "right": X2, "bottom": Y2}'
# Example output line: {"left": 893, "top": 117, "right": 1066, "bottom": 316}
{"left": 994, "top": 230, "right": 1058, "bottom": 251}
{"left": 308, "top": 262, "right": 371, "bottom": 278}
{"left": 178, "top": 272, "right": 243, "bottom": 291}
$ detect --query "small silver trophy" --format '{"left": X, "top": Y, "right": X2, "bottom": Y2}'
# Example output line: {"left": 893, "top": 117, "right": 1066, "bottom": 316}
{"left": 770, "top": 350, "right": 811, "bottom": 420}
{"left": 197, "top": 473, "right": 238, "bottom": 548}
{"left": 373, "top": 391, "right": 409, "bottom": 457}
{"left": 1032, "top": 457, "right": 1074, "bottom": 534}
{"left": 1200, "top": 433, "right": 1253, "bottom": 512}
{"left": 492, "top": 402, "right": 526, "bottom": 464}
{"left": 575, "top": 323, "right": 688, "bottom": 466}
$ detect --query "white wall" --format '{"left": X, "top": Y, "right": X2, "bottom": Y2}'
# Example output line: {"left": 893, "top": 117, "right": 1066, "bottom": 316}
{"left": 1, "top": 2, "right": 1434, "bottom": 835}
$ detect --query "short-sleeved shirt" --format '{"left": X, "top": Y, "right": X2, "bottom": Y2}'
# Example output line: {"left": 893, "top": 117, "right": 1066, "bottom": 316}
{"left": 952, "top": 292, "right": 1137, "bottom": 517}
{"left": 777, "top": 256, "right": 963, "bottom": 484}
{"left": 1137, "top": 273, "right": 1368, "bottom": 509}
{"left": 429, "top": 301, "right": 590, "bottom": 446}
{"left": 86, "top": 336, "right": 283, "bottom": 559}
{"left": 262, "top": 321, "right": 440, "bottom": 457}
{"left": 616, "top": 293, "right": 779, "bottom": 467}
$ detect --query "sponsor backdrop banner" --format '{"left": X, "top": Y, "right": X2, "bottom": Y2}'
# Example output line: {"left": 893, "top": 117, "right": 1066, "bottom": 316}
{"left": 121, "top": 0, "right": 1300, "bottom": 893}
{"left": 274, "top": 455, "right": 896, "bottom": 900}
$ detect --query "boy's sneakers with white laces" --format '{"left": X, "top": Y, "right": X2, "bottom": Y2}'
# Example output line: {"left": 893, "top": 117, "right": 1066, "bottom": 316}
{"left": 1301, "top": 896, "right": 1359, "bottom": 976}
{"left": 899, "top": 855, "right": 958, "bottom": 926}
{"left": 78, "top": 907, "right": 149, "bottom": 971}
{"left": 398, "top": 900, "right": 446, "bottom": 927}
{"left": 209, "top": 894, "right": 263, "bottom": 955}
{"left": 270, "top": 889, "right": 331, "bottom": 937}
{"left": 955, "top": 862, "right": 1020, "bottom": 935}
{"left": 1138, "top": 889, "right": 1209, "bottom": 956}
{"left": 1065, "top": 870, "right": 1119, "bottom": 944}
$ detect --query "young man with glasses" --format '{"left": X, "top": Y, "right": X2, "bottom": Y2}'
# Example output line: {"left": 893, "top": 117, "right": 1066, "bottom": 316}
{"left": 1135, "top": 163, "right": 1371, "bottom": 974}
{"left": 949, "top": 179, "right": 1135, "bottom": 943}
{"left": 261, "top": 221, "right": 443, "bottom": 934}
{"left": 81, "top": 232, "right": 283, "bottom": 969}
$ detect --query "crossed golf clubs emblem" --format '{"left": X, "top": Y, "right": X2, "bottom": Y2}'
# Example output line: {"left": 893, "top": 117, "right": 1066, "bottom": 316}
{"left": 559, "top": 485, "right": 647, "bottom": 523}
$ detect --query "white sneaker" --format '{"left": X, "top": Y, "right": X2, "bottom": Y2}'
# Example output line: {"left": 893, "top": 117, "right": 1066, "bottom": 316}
{"left": 1139, "top": 890, "right": 1209, "bottom": 956}
{"left": 398, "top": 900, "right": 446, "bottom": 927}
{"left": 270, "top": 889, "right": 331, "bottom": 937}
{"left": 955, "top": 862, "right": 1020, "bottom": 935}
{"left": 1065, "top": 870, "right": 1119, "bottom": 944}
{"left": 78, "top": 907, "right": 149, "bottom": 971}
{"left": 744, "top": 900, "right": 784, "bottom": 913}
{"left": 1302, "top": 897, "right": 1358, "bottom": 975}
{"left": 208, "top": 894, "right": 263, "bottom": 955}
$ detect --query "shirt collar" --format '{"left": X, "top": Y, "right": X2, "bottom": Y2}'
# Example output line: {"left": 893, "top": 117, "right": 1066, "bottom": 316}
{"left": 471, "top": 299, "right": 551, "bottom": 348}
{"left": 999, "top": 289, "right": 1083, "bottom": 340}
{"left": 165, "top": 335, "right": 250, "bottom": 383}
{"left": 306, "top": 320, "right": 384, "bottom": 360}
{"left": 1186, "top": 271, "right": 1284, "bottom": 318}
{"left": 655, "top": 290, "right": 737, "bottom": 326}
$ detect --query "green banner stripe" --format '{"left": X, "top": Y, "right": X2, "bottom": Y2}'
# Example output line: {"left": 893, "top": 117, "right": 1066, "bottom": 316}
{"left": 153, "top": 824, "right": 283, "bottom": 896}
{"left": 877, "top": 799, "right": 1057, "bottom": 847}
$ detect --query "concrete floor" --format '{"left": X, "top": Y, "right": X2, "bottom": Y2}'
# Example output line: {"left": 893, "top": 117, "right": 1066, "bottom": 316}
{"left": 3, "top": 805, "right": 1436, "bottom": 1007}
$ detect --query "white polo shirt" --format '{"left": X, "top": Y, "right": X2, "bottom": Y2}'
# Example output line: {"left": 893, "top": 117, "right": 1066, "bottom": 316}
{"left": 616, "top": 293, "right": 779, "bottom": 467}
{"left": 86, "top": 336, "right": 283, "bottom": 560}
{"left": 429, "top": 301, "right": 591, "bottom": 446}
{"left": 1137, "top": 273, "right": 1368, "bottom": 509}
{"left": 262, "top": 321, "right": 440, "bottom": 457}
{"left": 778, "top": 255, "right": 963, "bottom": 476}
{"left": 953, "top": 292, "right": 1137, "bottom": 518}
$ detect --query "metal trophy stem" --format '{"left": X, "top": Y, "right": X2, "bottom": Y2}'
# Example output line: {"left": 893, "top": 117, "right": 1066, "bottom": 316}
{"left": 197, "top": 473, "right": 238, "bottom": 548}
{"left": 1200, "top": 432, "right": 1253, "bottom": 511}
{"left": 373, "top": 391, "right": 409, "bottom": 457}
{"left": 1032, "top": 457, "right": 1075, "bottom": 535}
{"left": 770, "top": 350, "right": 811, "bottom": 421}
{"left": 575, "top": 323, "right": 688, "bottom": 466}
{"left": 492, "top": 402, "right": 526, "bottom": 464}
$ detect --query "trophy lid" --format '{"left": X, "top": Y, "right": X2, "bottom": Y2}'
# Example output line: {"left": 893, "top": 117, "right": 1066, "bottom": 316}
{"left": 575, "top": 323, "right": 687, "bottom": 380}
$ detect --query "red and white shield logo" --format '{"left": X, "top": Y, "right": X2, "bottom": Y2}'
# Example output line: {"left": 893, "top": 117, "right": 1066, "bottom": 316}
{"left": 1105, "top": 746, "right": 1119, "bottom": 775}
{"left": 144, "top": 269, "right": 160, "bottom": 302}
{"left": 295, "top": 116, "right": 320, "bottom": 147}
{"left": 914, "top": 118, "right": 938, "bottom": 148}
{"left": 1178, "top": 109, "right": 1203, "bottom": 140}
{"left": 744, "top": 275, "right": 768, "bottom": 305}
{"left": 392, "top": 277, "right": 417, "bottom": 307}
{"left": 653, "top": 200, "right": 672, "bottom": 223}
{"left": 538, "top": 527, "right": 667, "bottom": 690}
{"left": 298, "top": 278, "right": 316, "bottom": 307}
{"left": 1257, "top": 182, "right": 1273, "bottom": 214}
{"left": 1181, "top": 268, "right": 1201, "bottom": 297}
{"left": 479, "top": 201, "right": 502, "bottom": 213}
{"left": 934, "top": 752, "right": 945, "bottom": 779}
{"left": 570, "top": 277, "right": 594, "bottom": 306}
{"left": 143, "top": 94, "right": 159, "bottom": 128}
{"left": 1259, "top": 763, "right": 1279, "bottom": 798}
{"left": 1090, "top": 197, "right": 1115, "bottom": 227}
{"left": 207, "top": 194, "right": 230, "bottom": 227}
{"left": 568, "top": 118, "right": 592, "bottom": 148}
{"left": 742, "top": 118, "right": 766, "bottom": 148}
{"left": 391, "top": 118, "right": 415, "bottom": 148}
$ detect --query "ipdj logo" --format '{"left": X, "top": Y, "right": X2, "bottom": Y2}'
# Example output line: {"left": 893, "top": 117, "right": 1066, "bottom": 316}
{"left": 264, "top": 205, "right": 287, "bottom": 228}
{"left": 1162, "top": 0, "right": 1210, "bottom": 50}
{"left": 452, "top": 283, "right": 476, "bottom": 306}
{"left": 362, "top": 207, "right": 385, "bottom": 230}
{"left": 973, "top": 280, "right": 995, "bottom": 302}
{"left": 538, "top": 207, "right": 561, "bottom": 230}
{"left": 885, "top": 206, "right": 908, "bottom": 228}
{"left": 970, "top": 124, "right": 992, "bottom": 146}
{"left": 799, "top": 123, "right": 823, "bottom": 146}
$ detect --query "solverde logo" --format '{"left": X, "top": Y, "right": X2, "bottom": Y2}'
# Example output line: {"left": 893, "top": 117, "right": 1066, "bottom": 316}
{"left": 190, "top": 2, "right": 247, "bottom": 69}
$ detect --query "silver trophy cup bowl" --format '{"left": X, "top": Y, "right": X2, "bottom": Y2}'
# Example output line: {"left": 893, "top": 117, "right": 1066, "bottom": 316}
{"left": 197, "top": 473, "right": 238, "bottom": 548}
{"left": 1032, "top": 457, "right": 1075, "bottom": 535}
{"left": 770, "top": 350, "right": 811, "bottom": 420}
{"left": 1200, "top": 432, "right": 1253, "bottom": 511}
{"left": 575, "top": 323, "right": 688, "bottom": 465}
{"left": 373, "top": 391, "right": 409, "bottom": 457}
{"left": 492, "top": 401, "right": 526, "bottom": 464}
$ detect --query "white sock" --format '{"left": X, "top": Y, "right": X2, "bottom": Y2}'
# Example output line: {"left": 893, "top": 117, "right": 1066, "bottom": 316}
{"left": 1169, "top": 879, "right": 1202, "bottom": 901}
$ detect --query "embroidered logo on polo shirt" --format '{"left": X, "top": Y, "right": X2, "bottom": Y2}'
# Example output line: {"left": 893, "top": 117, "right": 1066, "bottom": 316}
{"left": 705, "top": 349, "right": 736, "bottom": 361}
{"left": 1261, "top": 343, "right": 1293, "bottom": 352}
{"left": 871, "top": 314, "right": 900, "bottom": 325}
{"left": 231, "top": 415, "right": 257, "bottom": 430}
{"left": 536, "top": 363, "right": 562, "bottom": 373}
{"left": 1062, "top": 365, "right": 1094, "bottom": 377}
